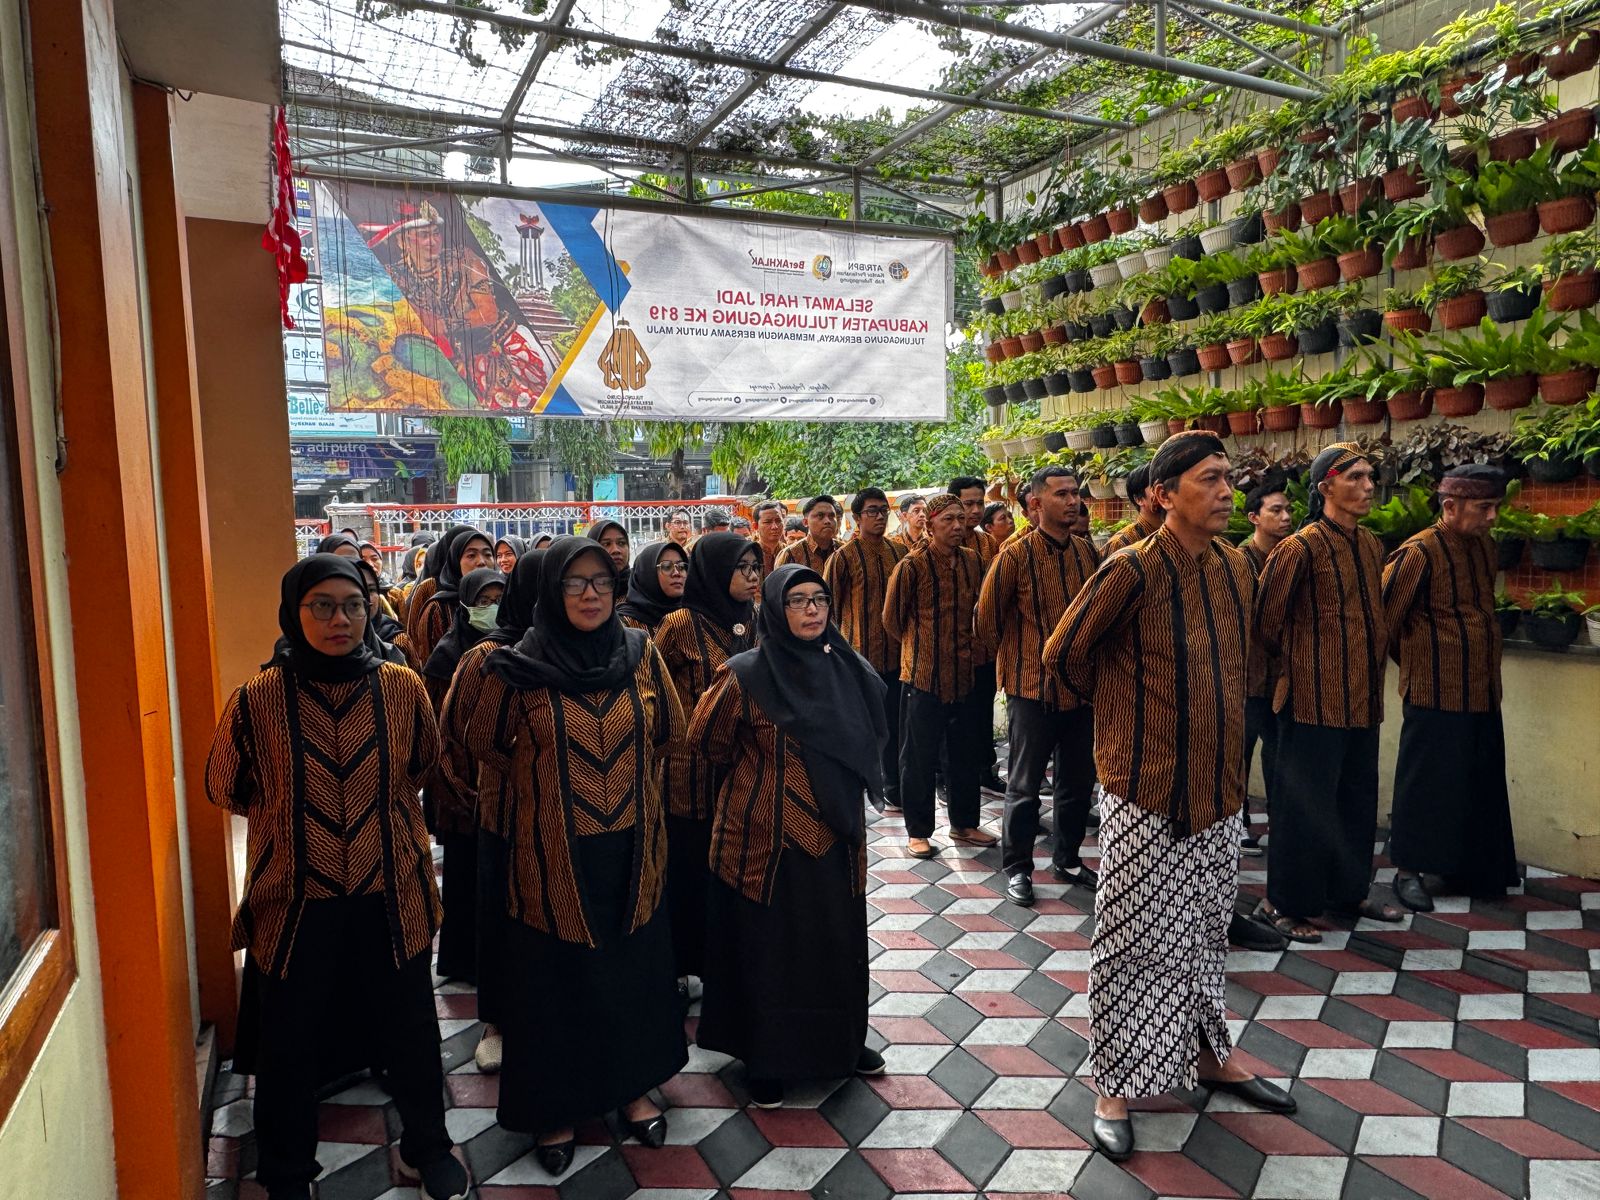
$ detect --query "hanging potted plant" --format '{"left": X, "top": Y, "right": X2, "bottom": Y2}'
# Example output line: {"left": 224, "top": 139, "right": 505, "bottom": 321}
{"left": 1195, "top": 313, "right": 1236, "bottom": 371}
{"left": 1138, "top": 324, "right": 1178, "bottom": 382}
{"left": 1530, "top": 512, "right": 1593, "bottom": 568}
{"left": 1491, "top": 494, "right": 1536, "bottom": 570}
{"left": 1285, "top": 287, "right": 1342, "bottom": 355}
{"left": 1223, "top": 381, "right": 1261, "bottom": 437}
{"left": 1131, "top": 394, "right": 1173, "bottom": 445}
{"left": 1523, "top": 581, "right": 1586, "bottom": 647}
{"left": 1540, "top": 308, "right": 1600, "bottom": 403}
{"left": 1210, "top": 120, "right": 1263, "bottom": 192}
{"left": 1468, "top": 150, "right": 1552, "bottom": 247}
{"left": 1372, "top": 362, "right": 1432, "bottom": 422}
{"left": 1138, "top": 190, "right": 1169, "bottom": 223}
{"left": 1275, "top": 225, "right": 1338, "bottom": 291}
{"left": 1319, "top": 214, "right": 1384, "bottom": 282}
{"left": 1485, "top": 264, "right": 1544, "bottom": 323}
{"left": 1230, "top": 197, "right": 1266, "bottom": 247}
{"left": 1442, "top": 316, "right": 1545, "bottom": 411}
{"left": 1155, "top": 139, "right": 1202, "bottom": 213}
{"left": 1392, "top": 328, "right": 1482, "bottom": 416}
{"left": 1166, "top": 334, "right": 1202, "bottom": 379}
{"left": 1332, "top": 283, "right": 1382, "bottom": 347}
{"left": 1241, "top": 295, "right": 1297, "bottom": 360}
{"left": 1544, "top": 27, "right": 1600, "bottom": 79}
{"left": 1511, "top": 406, "right": 1585, "bottom": 482}
{"left": 1380, "top": 203, "right": 1438, "bottom": 272}
{"left": 1257, "top": 367, "right": 1303, "bottom": 432}
{"left": 1246, "top": 239, "right": 1298, "bottom": 296}
{"left": 1421, "top": 261, "right": 1488, "bottom": 329}
{"left": 1382, "top": 286, "right": 1431, "bottom": 334}
{"left": 1541, "top": 230, "right": 1600, "bottom": 311}
{"left": 1258, "top": 167, "right": 1304, "bottom": 232}
{"left": 1382, "top": 116, "right": 1451, "bottom": 202}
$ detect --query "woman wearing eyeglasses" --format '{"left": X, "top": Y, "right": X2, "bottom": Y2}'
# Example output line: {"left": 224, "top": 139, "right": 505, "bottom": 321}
{"left": 618, "top": 540, "right": 688, "bottom": 635}
{"left": 206, "top": 555, "right": 469, "bottom": 1200}
{"left": 691, "top": 565, "right": 889, "bottom": 1107}
{"left": 456, "top": 537, "right": 686, "bottom": 1174}
{"left": 653, "top": 533, "right": 761, "bottom": 986}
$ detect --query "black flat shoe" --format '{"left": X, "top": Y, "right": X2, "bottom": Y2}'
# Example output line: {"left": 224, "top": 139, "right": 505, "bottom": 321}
{"left": 1394, "top": 874, "right": 1434, "bottom": 913}
{"left": 1228, "top": 912, "right": 1288, "bottom": 952}
{"left": 855, "top": 1047, "right": 886, "bottom": 1075}
{"left": 624, "top": 1114, "right": 668, "bottom": 1148}
{"left": 1006, "top": 872, "right": 1036, "bottom": 907}
{"left": 1203, "top": 1075, "right": 1296, "bottom": 1114}
{"left": 535, "top": 1137, "right": 577, "bottom": 1176}
{"left": 1092, "top": 1115, "right": 1134, "bottom": 1161}
{"left": 1052, "top": 863, "right": 1098, "bottom": 891}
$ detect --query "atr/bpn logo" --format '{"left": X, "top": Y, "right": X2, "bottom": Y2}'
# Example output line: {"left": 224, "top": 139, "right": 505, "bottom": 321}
{"left": 598, "top": 319, "right": 651, "bottom": 390}
{"left": 812, "top": 254, "right": 833, "bottom": 280}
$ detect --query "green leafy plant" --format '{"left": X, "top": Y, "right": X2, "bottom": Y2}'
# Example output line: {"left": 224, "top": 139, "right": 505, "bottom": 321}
{"left": 1528, "top": 579, "right": 1586, "bottom": 616}
{"left": 1418, "top": 261, "right": 1487, "bottom": 308}
{"left": 1361, "top": 484, "right": 1437, "bottom": 543}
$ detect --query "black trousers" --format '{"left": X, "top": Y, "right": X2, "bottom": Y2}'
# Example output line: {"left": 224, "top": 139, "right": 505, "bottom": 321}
{"left": 1266, "top": 717, "right": 1380, "bottom": 919}
{"left": 1000, "top": 698, "right": 1094, "bottom": 875}
{"left": 878, "top": 671, "right": 903, "bottom": 808}
{"left": 1242, "top": 695, "right": 1278, "bottom": 828}
{"left": 252, "top": 896, "right": 450, "bottom": 1188}
{"left": 973, "top": 662, "right": 999, "bottom": 776}
{"left": 901, "top": 685, "right": 982, "bottom": 839}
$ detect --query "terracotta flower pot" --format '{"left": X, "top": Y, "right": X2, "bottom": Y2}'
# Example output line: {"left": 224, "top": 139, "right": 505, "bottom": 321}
{"left": 1081, "top": 213, "right": 1112, "bottom": 243}
{"left": 1302, "top": 401, "right": 1343, "bottom": 429}
{"left": 996, "top": 248, "right": 1018, "bottom": 272}
{"left": 1545, "top": 271, "right": 1600, "bottom": 311}
{"left": 1485, "top": 374, "right": 1537, "bottom": 410}
{"left": 1434, "top": 223, "right": 1486, "bottom": 260}
{"left": 1257, "top": 146, "right": 1283, "bottom": 177}
{"left": 1163, "top": 180, "right": 1199, "bottom": 213}
{"left": 984, "top": 342, "right": 1004, "bottom": 364}
{"left": 1227, "top": 410, "right": 1260, "bottom": 437}
{"left": 1020, "top": 329, "right": 1045, "bottom": 353}
{"left": 1260, "top": 333, "right": 1299, "bottom": 360}
{"left": 1034, "top": 230, "right": 1060, "bottom": 257}
{"left": 1016, "top": 240, "right": 1041, "bottom": 265}
{"left": 1140, "top": 298, "right": 1171, "bottom": 325}
{"left": 1383, "top": 164, "right": 1427, "bottom": 202}
{"left": 1539, "top": 195, "right": 1596, "bottom": 235}
{"left": 1259, "top": 268, "right": 1297, "bottom": 296}
{"left": 1196, "top": 168, "right": 1231, "bottom": 202}
{"left": 1538, "top": 108, "right": 1596, "bottom": 153}
{"left": 1383, "top": 307, "right": 1432, "bottom": 334}
{"left": 1545, "top": 32, "right": 1600, "bottom": 80}
{"left": 1226, "top": 157, "right": 1262, "bottom": 191}
{"left": 1000, "top": 335, "right": 1024, "bottom": 359}
{"left": 1299, "top": 126, "right": 1331, "bottom": 147}
{"left": 980, "top": 256, "right": 1003, "bottom": 278}
{"left": 1434, "top": 384, "right": 1484, "bottom": 417}
{"left": 1393, "top": 94, "right": 1435, "bottom": 123}
{"left": 1489, "top": 128, "right": 1538, "bottom": 162}
{"left": 1197, "top": 342, "right": 1232, "bottom": 371}
{"left": 1343, "top": 398, "right": 1386, "bottom": 425}
{"left": 1138, "top": 194, "right": 1169, "bottom": 223}
{"left": 1505, "top": 51, "right": 1541, "bottom": 78}
{"left": 1042, "top": 324, "right": 1068, "bottom": 345}
{"left": 1107, "top": 207, "right": 1136, "bottom": 235}
{"left": 1538, "top": 365, "right": 1596, "bottom": 404}
{"left": 1338, "top": 248, "right": 1383, "bottom": 281}
{"left": 1300, "top": 191, "right": 1340, "bottom": 224}
{"left": 1437, "top": 291, "right": 1488, "bottom": 329}
{"left": 1485, "top": 209, "right": 1539, "bottom": 247}
{"left": 1261, "top": 405, "right": 1300, "bottom": 432}
{"left": 1297, "top": 257, "right": 1339, "bottom": 291}
{"left": 1167, "top": 418, "right": 1187, "bottom": 435}
{"left": 1058, "top": 223, "right": 1085, "bottom": 250}
{"left": 1111, "top": 359, "right": 1140, "bottom": 386}
{"left": 1091, "top": 363, "right": 1118, "bottom": 389}
{"left": 1227, "top": 337, "right": 1261, "bottom": 366}
{"left": 1263, "top": 203, "right": 1302, "bottom": 233}
{"left": 1386, "top": 390, "right": 1432, "bottom": 421}
{"left": 1391, "top": 236, "right": 1431, "bottom": 271}
{"left": 1195, "top": 415, "right": 1230, "bottom": 437}
{"left": 1440, "top": 75, "right": 1481, "bottom": 117}
{"left": 1338, "top": 178, "right": 1381, "bottom": 212}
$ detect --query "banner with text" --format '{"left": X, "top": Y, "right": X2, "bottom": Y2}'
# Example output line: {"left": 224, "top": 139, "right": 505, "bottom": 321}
{"left": 315, "top": 179, "right": 952, "bottom": 422}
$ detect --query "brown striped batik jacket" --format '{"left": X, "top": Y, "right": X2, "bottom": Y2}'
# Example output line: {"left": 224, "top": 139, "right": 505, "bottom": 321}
{"left": 655, "top": 607, "right": 755, "bottom": 818}
{"left": 977, "top": 527, "right": 1100, "bottom": 706}
{"left": 403, "top": 577, "right": 437, "bottom": 645}
{"left": 882, "top": 541, "right": 984, "bottom": 703}
{"left": 439, "top": 639, "right": 513, "bottom": 838}
{"left": 455, "top": 640, "right": 684, "bottom": 946}
{"left": 822, "top": 535, "right": 909, "bottom": 675}
{"left": 757, "top": 540, "right": 784, "bottom": 580}
{"left": 1103, "top": 511, "right": 1163, "bottom": 556}
{"left": 1045, "top": 526, "right": 1254, "bottom": 834}
{"left": 1381, "top": 522, "right": 1502, "bottom": 713}
{"left": 1239, "top": 539, "right": 1279, "bottom": 700}
{"left": 891, "top": 527, "right": 925, "bottom": 553}
{"left": 1254, "top": 516, "right": 1388, "bottom": 729}
{"left": 689, "top": 667, "right": 867, "bottom": 904}
{"left": 205, "top": 662, "right": 443, "bottom": 977}
{"left": 774, "top": 535, "right": 837, "bottom": 573}
{"left": 961, "top": 527, "right": 1000, "bottom": 666}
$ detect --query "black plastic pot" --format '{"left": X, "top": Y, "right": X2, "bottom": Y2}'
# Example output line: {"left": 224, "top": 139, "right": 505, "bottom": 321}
{"left": 1231, "top": 212, "right": 1265, "bottom": 244}
{"left": 1338, "top": 309, "right": 1382, "bottom": 347}
{"left": 981, "top": 297, "right": 1005, "bottom": 317}
{"left": 1141, "top": 355, "right": 1173, "bottom": 381}
{"left": 982, "top": 385, "right": 1007, "bottom": 407}
{"left": 1526, "top": 453, "right": 1582, "bottom": 483}
{"left": 1173, "top": 234, "right": 1203, "bottom": 260}
{"left": 1494, "top": 535, "right": 1525, "bottom": 570}
{"left": 1227, "top": 276, "right": 1262, "bottom": 307}
{"left": 1064, "top": 320, "right": 1091, "bottom": 342}
{"left": 1298, "top": 319, "right": 1339, "bottom": 355}
{"left": 1168, "top": 346, "right": 1202, "bottom": 376}
{"left": 1066, "top": 268, "right": 1091, "bottom": 294}
{"left": 1110, "top": 304, "right": 1137, "bottom": 331}
{"left": 1090, "top": 423, "right": 1119, "bottom": 448}
{"left": 1004, "top": 382, "right": 1028, "bottom": 403}
{"left": 1041, "top": 273, "right": 1070, "bottom": 301}
{"left": 1044, "top": 430, "right": 1068, "bottom": 451}
{"left": 1115, "top": 421, "right": 1143, "bottom": 446}
{"left": 1046, "top": 372, "right": 1072, "bottom": 397}
{"left": 1167, "top": 293, "right": 1201, "bottom": 321}
{"left": 1524, "top": 611, "right": 1581, "bottom": 648}
{"left": 1496, "top": 608, "right": 1521, "bottom": 639}
{"left": 1196, "top": 284, "right": 1230, "bottom": 314}
{"left": 1530, "top": 535, "right": 1591, "bottom": 570}
{"left": 1486, "top": 284, "right": 1540, "bottom": 323}
{"left": 1088, "top": 313, "right": 1115, "bottom": 337}
{"left": 1069, "top": 369, "right": 1096, "bottom": 393}
{"left": 1023, "top": 376, "right": 1048, "bottom": 401}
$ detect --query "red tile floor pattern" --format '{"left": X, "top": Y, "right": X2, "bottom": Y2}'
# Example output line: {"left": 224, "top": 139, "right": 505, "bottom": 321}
{"left": 205, "top": 789, "right": 1600, "bottom": 1200}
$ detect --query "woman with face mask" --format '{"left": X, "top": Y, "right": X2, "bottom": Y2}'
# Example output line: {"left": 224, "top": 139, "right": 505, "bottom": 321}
{"left": 617, "top": 540, "right": 688, "bottom": 635}
{"left": 404, "top": 525, "right": 471, "bottom": 647}
{"left": 455, "top": 538, "right": 686, "bottom": 1173}
{"left": 414, "top": 527, "right": 495, "bottom": 665}
{"left": 206, "top": 555, "right": 470, "bottom": 1200}
{"left": 652, "top": 533, "right": 761, "bottom": 987}
{"left": 690, "top": 566, "right": 889, "bottom": 1108}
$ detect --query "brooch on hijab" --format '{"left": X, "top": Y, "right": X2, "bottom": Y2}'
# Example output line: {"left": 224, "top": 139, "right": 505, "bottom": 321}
{"left": 733, "top": 623, "right": 747, "bottom": 636}
{"left": 823, "top": 644, "right": 832, "bottom": 653}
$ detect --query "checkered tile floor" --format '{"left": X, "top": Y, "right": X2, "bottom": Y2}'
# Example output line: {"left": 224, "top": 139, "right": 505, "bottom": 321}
{"left": 206, "top": 794, "right": 1600, "bottom": 1200}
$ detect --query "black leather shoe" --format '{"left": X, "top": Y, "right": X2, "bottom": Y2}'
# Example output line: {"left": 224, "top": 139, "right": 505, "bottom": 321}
{"left": 1006, "top": 872, "right": 1036, "bottom": 907}
{"left": 1229, "top": 912, "right": 1288, "bottom": 951}
{"left": 855, "top": 1047, "right": 886, "bottom": 1075}
{"left": 1092, "top": 1115, "right": 1134, "bottom": 1160}
{"left": 747, "top": 1078, "right": 784, "bottom": 1108}
{"left": 535, "top": 1137, "right": 577, "bottom": 1176}
{"left": 1052, "top": 863, "right": 1098, "bottom": 891}
{"left": 1394, "top": 873, "right": 1434, "bottom": 912}
{"left": 1204, "top": 1075, "right": 1297, "bottom": 1114}
{"left": 979, "top": 771, "right": 1007, "bottom": 796}
{"left": 625, "top": 1113, "right": 668, "bottom": 1148}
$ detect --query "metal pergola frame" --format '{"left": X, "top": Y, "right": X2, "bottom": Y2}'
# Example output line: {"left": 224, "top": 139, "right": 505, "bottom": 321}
{"left": 285, "top": 0, "right": 1349, "bottom": 223}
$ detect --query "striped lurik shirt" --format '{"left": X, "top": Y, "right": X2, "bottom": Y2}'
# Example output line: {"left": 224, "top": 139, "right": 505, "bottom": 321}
{"left": 1239, "top": 539, "right": 1278, "bottom": 700}
{"left": 1103, "top": 511, "right": 1163, "bottom": 556}
{"left": 1381, "top": 522, "right": 1502, "bottom": 713}
{"left": 822, "top": 534, "right": 908, "bottom": 675}
{"left": 882, "top": 541, "right": 984, "bottom": 703}
{"left": 961, "top": 527, "right": 1000, "bottom": 666}
{"left": 1045, "top": 526, "right": 1254, "bottom": 834}
{"left": 774, "top": 535, "right": 837, "bottom": 572}
{"left": 977, "top": 527, "right": 1100, "bottom": 705}
{"left": 1254, "top": 516, "right": 1388, "bottom": 729}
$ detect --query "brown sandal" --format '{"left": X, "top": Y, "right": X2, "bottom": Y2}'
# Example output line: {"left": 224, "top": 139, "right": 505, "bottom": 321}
{"left": 948, "top": 827, "right": 998, "bottom": 847}
{"left": 1255, "top": 901, "right": 1322, "bottom": 944}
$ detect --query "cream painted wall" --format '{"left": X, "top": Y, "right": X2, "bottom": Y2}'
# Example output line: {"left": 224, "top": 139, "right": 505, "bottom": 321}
{"left": 0, "top": 0, "right": 117, "bottom": 1196}
{"left": 171, "top": 92, "right": 270, "bottom": 224}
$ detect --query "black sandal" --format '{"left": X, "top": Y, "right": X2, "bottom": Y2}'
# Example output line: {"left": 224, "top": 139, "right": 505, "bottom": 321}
{"left": 1254, "top": 901, "right": 1322, "bottom": 944}
{"left": 1349, "top": 898, "right": 1404, "bottom": 923}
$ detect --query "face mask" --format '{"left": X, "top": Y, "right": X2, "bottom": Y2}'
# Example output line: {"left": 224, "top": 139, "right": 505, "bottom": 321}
{"left": 468, "top": 603, "right": 500, "bottom": 632}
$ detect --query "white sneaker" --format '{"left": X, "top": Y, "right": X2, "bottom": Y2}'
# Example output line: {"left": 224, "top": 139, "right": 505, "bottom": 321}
{"left": 474, "top": 1030, "right": 503, "bottom": 1073}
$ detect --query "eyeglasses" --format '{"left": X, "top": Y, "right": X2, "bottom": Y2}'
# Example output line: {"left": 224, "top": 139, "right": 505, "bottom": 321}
{"left": 560, "top": 574, "right": 617, "bottom": 596}
{"left": 859, "top": 506, "right": 889, "bottom": 518}
{"left": 783, "top": 593, "right": 831, "bottom": 611}
{"left": 657, "top": 561, "right": 689, "bottom": 575}
{"left": 301, "top": 598, "right": 368, "bottom": 622}
{"left": 734, "top": 562, "right": 762, "bottom": 578}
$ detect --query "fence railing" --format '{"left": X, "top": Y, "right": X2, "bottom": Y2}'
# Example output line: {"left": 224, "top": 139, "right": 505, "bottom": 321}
{"left": 294, "top": 519, "right": 331, "bottom": 559}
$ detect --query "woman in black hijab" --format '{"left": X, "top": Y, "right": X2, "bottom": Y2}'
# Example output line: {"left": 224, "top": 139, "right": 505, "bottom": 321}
{"left": 690, "top": 566, "right": 887, "bottom": 1107}
{"left": 652, "top": 532, "right": 761, "bottom": 985}
{"left": 208, "top": 555, "right": 470, "bottom": 1200}
{"left": 414, "top": 526, "right": 494, "bottom": 664}
{"left": 494, "top": 534, "right": 527, "bottom": 574}
{"left": 617, "top": 540, "right": 688, "bottom": 635}
{"left": 438, "top": 549, "right": 545, "bottom": 1075}
{"left": 455, "top": 538, "right": 686, "bottom": 1173}
{"left": 354, "top": 559, "right": 408, "bottom": 665}
{"left": 587, "top": 517, "right": 632, "bottom": 595}
{"left": 404, "top": 523, "right": 473, "bottom": 646}
{"left": 528, "top": 531, "right": 554, "bottom": 550}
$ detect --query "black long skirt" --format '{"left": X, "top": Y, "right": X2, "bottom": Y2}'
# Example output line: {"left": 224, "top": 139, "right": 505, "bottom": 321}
{"left": 1266, "top": 717, "right": 1380, "bottom": 918}
{"left": 475, "top": 831, "right": 510, "bottom": 1026}
{"left": 1390, "top": 704, "right": 1519, "bottom": 895}
{"left": 497, "top": 829, "right": 687, "bottom": 1134}
{"left": 665, "top": 813, "right": 712, "bottom": 979}
{"left": 434, "top": 829, "right": 478, "bottom": 983}
{"left": 697, "top": 841, "right": 868, "bottom": 1083}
